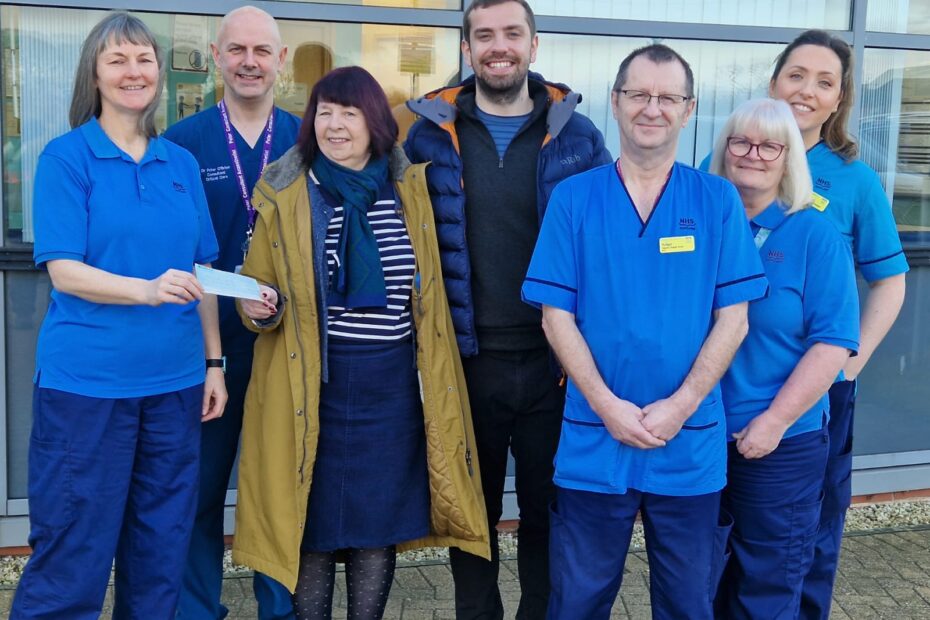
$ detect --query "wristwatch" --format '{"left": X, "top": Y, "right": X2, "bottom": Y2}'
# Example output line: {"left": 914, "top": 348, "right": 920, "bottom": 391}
{"left": 206, "top": 356, "right": 226, "bottom": 374}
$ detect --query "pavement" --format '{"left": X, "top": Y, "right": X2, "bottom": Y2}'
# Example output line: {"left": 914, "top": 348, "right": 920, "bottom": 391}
{"left": 217, "top": 526, "right": 930, "bottom": 619}
{"left": 2, "top": 525, "right": 929, "bottom": 618}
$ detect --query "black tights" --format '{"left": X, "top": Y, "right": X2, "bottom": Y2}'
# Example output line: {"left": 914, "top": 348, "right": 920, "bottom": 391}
{"left": 292, "top": 545, "right": 397, "bottom": 620}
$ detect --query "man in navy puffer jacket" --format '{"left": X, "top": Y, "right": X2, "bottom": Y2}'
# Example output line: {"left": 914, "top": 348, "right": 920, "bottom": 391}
{"left": 404, "top": 1, "right": 611, "bottom": 618}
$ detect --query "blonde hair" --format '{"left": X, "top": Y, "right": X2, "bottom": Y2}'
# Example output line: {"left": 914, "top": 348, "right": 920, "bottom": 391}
{"left": 710, "top": 98, "right": 812, "bottom": 214}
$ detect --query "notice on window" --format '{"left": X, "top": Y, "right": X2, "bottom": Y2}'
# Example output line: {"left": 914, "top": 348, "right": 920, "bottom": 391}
{"left": 172, "top": 15, "right": 210, "bottom": 72}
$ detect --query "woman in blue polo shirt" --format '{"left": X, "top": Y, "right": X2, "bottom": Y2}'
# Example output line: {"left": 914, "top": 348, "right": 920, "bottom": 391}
{"left": 709, "top": 98, "right": 859, "bottom": 618}
{"left": 768, "top": 30, "right": 909, "bottom": 618}
{"left": 11, "top": 13, "right": 224, "bottom": 619}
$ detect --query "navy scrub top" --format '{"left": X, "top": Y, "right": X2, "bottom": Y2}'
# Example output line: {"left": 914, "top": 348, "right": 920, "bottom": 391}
{"left": 522, "top": 162, "right": 768, "bottom": 496}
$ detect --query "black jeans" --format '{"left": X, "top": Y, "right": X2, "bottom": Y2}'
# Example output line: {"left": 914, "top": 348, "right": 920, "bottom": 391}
{"left": 450, "top": 348, "right": 565, "bottom": 620}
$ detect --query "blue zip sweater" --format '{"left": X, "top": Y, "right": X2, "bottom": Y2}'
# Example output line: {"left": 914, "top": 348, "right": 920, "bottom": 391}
{"left": 404, "top": 74, "right": 612, "bottom": 356}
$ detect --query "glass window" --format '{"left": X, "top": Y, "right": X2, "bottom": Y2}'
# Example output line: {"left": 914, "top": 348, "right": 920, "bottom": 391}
{"left": 534, "top": 33, "right": 782, "bottom": 163}
{"left": 854, "top": 268, "right": 930, "bottom": 456}
{"left": 0, "top": 5, "right": 461, "bottom": 246}
{"left": 867, "top": 0, "right": 930, "bottom": 35}
{"left": 528, "top": 0, "right": 849, "bottom": 30}
{"left": 859, "top": 48, "right": 930, "bottom": 246}
{"left": 275, "top": 0, "right": 459, "bottom": 8}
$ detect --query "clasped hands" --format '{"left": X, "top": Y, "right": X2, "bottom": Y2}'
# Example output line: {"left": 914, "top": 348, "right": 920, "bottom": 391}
{"left": 596, "top": 394, "right": 693, "bottom": 449}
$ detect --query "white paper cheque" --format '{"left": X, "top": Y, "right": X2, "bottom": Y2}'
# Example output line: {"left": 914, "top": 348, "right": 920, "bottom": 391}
{"left": 195, "top": 264, "right": 263, "bottom": 301}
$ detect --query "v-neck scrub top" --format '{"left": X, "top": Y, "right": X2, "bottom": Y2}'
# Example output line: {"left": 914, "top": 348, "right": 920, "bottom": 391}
{"left": 721, "top": 204, "right": 860, "bottom": 439}
{"left": 32, "top": 118, "right": 219, "bottom": 398}
{"left": 522, "top": 162, "right": 768, "bottom": 496}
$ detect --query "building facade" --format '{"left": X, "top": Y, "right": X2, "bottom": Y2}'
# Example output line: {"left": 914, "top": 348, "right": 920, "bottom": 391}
{"left": 0, "top": 0, "right": 927, "bottom": 546}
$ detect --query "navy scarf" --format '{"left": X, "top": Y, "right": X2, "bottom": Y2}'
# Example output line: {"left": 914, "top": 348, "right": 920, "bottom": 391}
{"left": 311, "top": 153, "right": 389, "bottom": 308}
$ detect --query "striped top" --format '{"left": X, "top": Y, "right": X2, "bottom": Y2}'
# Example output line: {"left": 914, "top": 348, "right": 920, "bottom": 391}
{"left": 474, "top": 107, "right": 531, "bottom": 158}
{"left": 316, "top": 176, "right": 415, "bottom": 342}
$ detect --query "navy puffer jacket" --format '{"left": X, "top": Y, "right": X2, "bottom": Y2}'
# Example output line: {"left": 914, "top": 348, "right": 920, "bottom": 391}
{"left": 404, "top": 75, "right": 612, "bottom": 356}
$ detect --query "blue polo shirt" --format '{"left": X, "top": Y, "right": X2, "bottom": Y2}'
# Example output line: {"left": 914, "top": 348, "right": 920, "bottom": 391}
{"left": 699, "top": 144, "right": 908, "bottom": 281}
{"left": 164, "top": 105, "right": 301, "bottom": 354}
{"left": 807, "top": 142, "right": 909, "bottom": 281}
{"left": 33, "top": 117, "right": 219, "bottom": 398}
{"left": 721, "top": 203, "right": 860, "bottom": 439}
{"left": 522, "top": 162, "right": 768, "bottom": 496}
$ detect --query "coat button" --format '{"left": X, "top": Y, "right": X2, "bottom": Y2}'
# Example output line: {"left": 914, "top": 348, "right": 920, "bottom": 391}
{"left": 283, "top": 294, "right": 289, "bottom": 302}
{"left": 290, "top": 353, "right": 297, "bottom": 359}
{"left": 296, "top": 409, "right": 304, "bottom": 416}
{"left": 272, "top": 241, "right": 279, "bottom": 248}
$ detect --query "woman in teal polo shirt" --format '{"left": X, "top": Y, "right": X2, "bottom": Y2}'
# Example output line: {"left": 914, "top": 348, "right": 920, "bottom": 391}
{"left": 11, "top": 13, "right": 225, "bottom": 619}
{"left": 709, "top": 98, "right": 859, "bottom": 619}
{"left": 768, "top": 31, "right": 909, "bottom": 619}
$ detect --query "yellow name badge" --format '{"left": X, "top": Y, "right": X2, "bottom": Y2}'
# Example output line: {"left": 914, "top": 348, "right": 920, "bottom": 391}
{"left": 659, "top": 235, "right": 695, "bottom": 254}
{"left": 811, "top": 192, "right": 830, "bottom": 212}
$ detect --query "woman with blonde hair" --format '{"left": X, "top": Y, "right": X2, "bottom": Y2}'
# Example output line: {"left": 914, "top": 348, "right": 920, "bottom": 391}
{"left": 710, "top": 98, "right": 859, "bottom": 618}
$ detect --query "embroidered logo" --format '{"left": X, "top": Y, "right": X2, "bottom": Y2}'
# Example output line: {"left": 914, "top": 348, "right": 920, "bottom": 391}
{"left": 679, "top": 217, "right": 696, "bottom": 230}
{"left": 766, "top": 249, "right": 785, "bottom": 263}
{"left": 172, "top": 181, "right": 187, "bottom": 193}
{"left": 560, "top": 154, "right": 581, "bottom": 166}
{"left": 814, "top": 177, "right": 831, "bottom": 191}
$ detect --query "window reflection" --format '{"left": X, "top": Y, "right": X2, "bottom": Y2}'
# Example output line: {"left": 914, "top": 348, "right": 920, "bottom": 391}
{"left": 867, "top": 0, "right": 930, "bottom": 35}
{"left": 860, "top": 49, "right": 930, "bottom": 245}
{"left": 534, "top": 34, "right": 781, "bottom": 163}
{"left": 528, "top": 0, "right": 849, "bottom": 29}
{"left": 0, "top": 5, "right": 460, "bottom": 245}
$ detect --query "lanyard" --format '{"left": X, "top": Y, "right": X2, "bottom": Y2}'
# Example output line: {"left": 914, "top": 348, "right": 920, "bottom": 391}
{"left": 218, "top": 99, "right": 275, "bottom": 235}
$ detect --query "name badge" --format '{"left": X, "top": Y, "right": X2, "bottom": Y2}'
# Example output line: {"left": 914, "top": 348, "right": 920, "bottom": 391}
{"left": 659, "top": 235, "right": 695, "bottom": 254}
{"left": 811, "top": 192, "right": 830, "bottom": 212}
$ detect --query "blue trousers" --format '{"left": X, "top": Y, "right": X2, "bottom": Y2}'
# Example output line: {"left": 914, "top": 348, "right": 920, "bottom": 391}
{"left": 176, "top": 351, "right": 293, "bottom": 619}
{"left": 548, "top": 486, "right": 725, "bottom": 620}
{"left": 11, "top": 384, "right": 202, "bottom": 619}
{"left": 717, "top": 428, "right": 829, "bottom": 620}
{"left": 799, "top": 381, "right": 856, "bottom": 620}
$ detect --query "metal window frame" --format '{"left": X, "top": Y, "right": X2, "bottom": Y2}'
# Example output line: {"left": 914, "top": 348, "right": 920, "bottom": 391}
{"left": 0, "top": 0, "right": 929, "bottom": 538}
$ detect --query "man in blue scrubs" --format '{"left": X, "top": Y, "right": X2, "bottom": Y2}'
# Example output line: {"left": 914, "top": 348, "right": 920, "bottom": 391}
{"left": 522, "top": 45, "right": 768, "bottom": 619}
{"left": 165, "top": 6, "right": 301, "bottom": 619}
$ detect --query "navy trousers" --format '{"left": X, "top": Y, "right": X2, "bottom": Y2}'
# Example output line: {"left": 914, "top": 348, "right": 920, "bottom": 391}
{"left": 548, "top": 486, "right": 724, "bottom": 620}
{"left": 799, "top": 381, "right": 856, "bottom": 620}
{"left": 11, "top": 384, "right": 202, "bottom": 619}
{"left": 176, "top": 351, "right": 293, "bottom": 619}
{"left": 717, "top": 428, "right": 829, "bottom": 620}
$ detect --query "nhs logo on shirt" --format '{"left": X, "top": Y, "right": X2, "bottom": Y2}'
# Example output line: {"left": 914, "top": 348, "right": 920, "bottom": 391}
{"left": 172, "top": 181, "right": 187, "bottom": 193}
{"left": 814, "top": 176, "right": 831, "bottom": 191}
{"left": 766, "top": 249, "right": 785, "bottom": 263}
{"left": 679, "top": 217, "right": 696, "bottom": 230}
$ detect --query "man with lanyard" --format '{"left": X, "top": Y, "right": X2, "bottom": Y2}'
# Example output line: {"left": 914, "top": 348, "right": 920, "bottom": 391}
{"left": 404, "top": 1, "right": 611, "bottom": 617}
{"left": 521, "top": 45, "right": 768, "bottom": 619}
{"left": 165, "top": 6, "right": 301, "bottom": 619}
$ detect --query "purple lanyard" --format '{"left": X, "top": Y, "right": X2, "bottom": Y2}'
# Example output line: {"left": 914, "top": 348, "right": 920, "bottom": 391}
{"left": 218, "top": 100, "right": 275, "bottom": 234}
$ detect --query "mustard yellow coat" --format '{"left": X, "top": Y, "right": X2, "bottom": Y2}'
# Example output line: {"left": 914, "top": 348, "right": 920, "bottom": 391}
{"left": 231, "top": 145, "right": 491, "bottom": 593}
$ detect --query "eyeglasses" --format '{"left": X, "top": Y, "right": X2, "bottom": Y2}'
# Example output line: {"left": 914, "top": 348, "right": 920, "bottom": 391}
{"left": 726, "top": 137, "right": 787, "bottom": 162}
{"left": 619, "top": 89, "right": 692, "bottom": 108}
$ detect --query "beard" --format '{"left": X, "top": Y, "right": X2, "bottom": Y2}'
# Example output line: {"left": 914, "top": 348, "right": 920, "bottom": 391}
{"left": 473, "top": 60, "right": 529, "bottom": 106}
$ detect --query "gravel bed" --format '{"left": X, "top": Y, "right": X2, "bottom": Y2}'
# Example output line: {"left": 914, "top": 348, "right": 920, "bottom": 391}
{"left": 1, "top": 499, "right": 928, "bottom": 586}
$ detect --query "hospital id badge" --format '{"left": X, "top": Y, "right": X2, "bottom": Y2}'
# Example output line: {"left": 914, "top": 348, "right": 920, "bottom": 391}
{"left": 811, "top": 192, "right": 830, "bottom": 212}
{"left": 659, "top": 235, "right": 695, "bottom": 254}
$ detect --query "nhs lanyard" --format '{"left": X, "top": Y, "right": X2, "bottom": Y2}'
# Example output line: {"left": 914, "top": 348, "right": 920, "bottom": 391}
{"left": 218, "top": 99, "right": 275, "bottom": 235}
{"left": 753, "top": 226, "right": 772, "bottom": 250}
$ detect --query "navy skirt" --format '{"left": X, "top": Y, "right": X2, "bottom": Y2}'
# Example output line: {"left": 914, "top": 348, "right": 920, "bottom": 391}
{"left": 302, "top": 338, "right": 430, "bottom": 552}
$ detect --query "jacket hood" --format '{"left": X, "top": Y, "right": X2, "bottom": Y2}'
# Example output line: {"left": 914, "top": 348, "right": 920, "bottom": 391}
{"left": 261, "top": 144, "right": 414, "bottom": 192}
{"left": 405, "top": 71, "right": 582, "bottom": 142}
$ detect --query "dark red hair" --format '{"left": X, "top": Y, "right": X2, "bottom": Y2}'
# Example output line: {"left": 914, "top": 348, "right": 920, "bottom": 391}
{"left": 297, "top": 66, "right": 399, "bottom": 166}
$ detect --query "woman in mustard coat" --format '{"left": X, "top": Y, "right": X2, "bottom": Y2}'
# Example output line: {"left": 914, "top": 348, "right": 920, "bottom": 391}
{"left": 232, "top": 67, "right": 490, "bottom": 619}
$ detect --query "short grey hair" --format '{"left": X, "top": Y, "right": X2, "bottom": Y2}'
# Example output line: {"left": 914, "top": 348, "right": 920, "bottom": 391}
{"left": 69, "top": 12, "right": 165, "bottom": 138}
{"left": 710, "top": 98, "right": 812, "bottom": 214}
